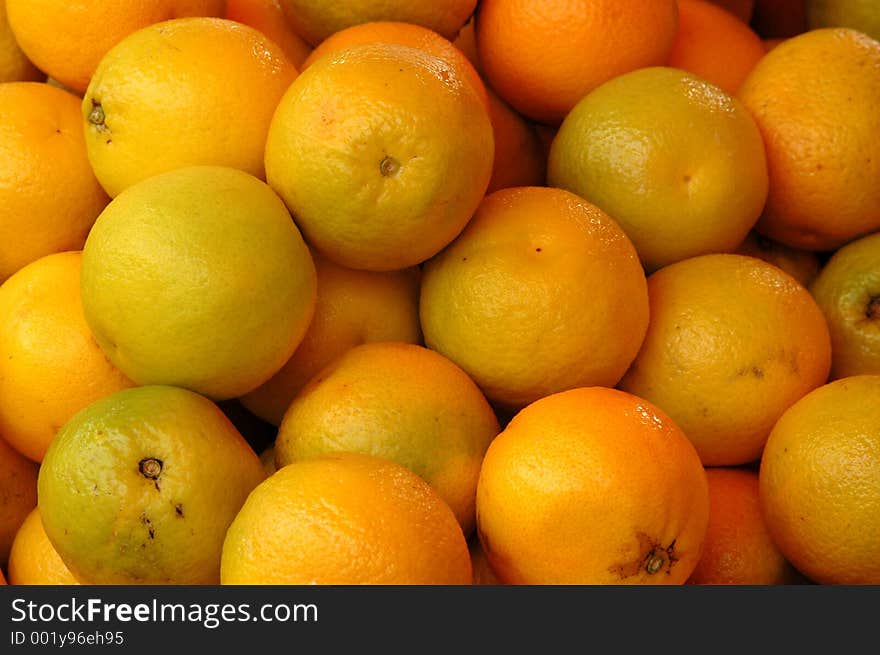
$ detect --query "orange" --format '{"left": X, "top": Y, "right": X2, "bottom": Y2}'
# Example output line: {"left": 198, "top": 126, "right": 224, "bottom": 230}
{"left": 221, "top": 453, "right": 472, "bottom": 584}
{"left": 734, "top": 230, "right": 821, "bottom": 287}
{"left": 476, "top": 387, "right": 709, "bottom": 584}
{"left": 300, "top": 21, "right": 488, "bottom": 109}
{"left": 0, "top": 436, "right": 37, "bottom": 566}
{"left": 5, "top": 0, "right": 224, "bottom": 93}
{"left": 38, "top": 385, "right": 265, "bottom": 585}
{"left": 8, "top": 508, "right": 79, "bottom": 585}
{"left": 475, "top": 0, "right": 679, "bottom": 124}
{"left": 420, "top": 187, "right": 649, "bottom": 410}
{"left": 669, "top": 0, "right": 767, "bottom": 94}
{"left": 265, "top": 43, "right": 493, "bottom": 271}
{"left": 226, "top": 0, "right": 312, "bottom": 68}
{"left": 81, "top": 166, "right": 317, "bottom": 401}
{"left": 277, "top": 0, "right": 477, "bottom": 46}
{"left": 807, "top": 0, "right": 880, "bottom": 43}
{"left": 83, "top": 17, "right": 297, "bottom": 198}
{"left": 739, "top": 29, "right": 880, "bottom": 251}
{"left": 0, "top": 569, "right": 4, "bottom": 584}
{"left": 759, "top": 375, "right": 880, "bottom": 584}
{"left": 470, "top": 539, "right": 503, "bottom": 585}
{"left": 619, "top": 254, "right": 832, "bottom": 466}
{"left": 0, "top": 0, "right": 40, "bottom": 82}
{"left": 752, "top": 0, "right": 807, "bottom": 39}
{"left": 0, "top": 252, "right": 133, "bottom": 463}
{"left": 548, "top": 67, "right": 768, "bottom": 271}
{"left": 0, "top": 82, "right": 108, "bottom": 282}
{"left": 240, "top": 252, "right": 422, "bottom": 426}
{"left": 687, "top": 468, "right": 796, "bottom": 585}
{"left": 297, "top": 21, "right": 546, "bottom": 194}
{"left": 707, "top": 0, "right": 755, "bottom": 21}
{"left": 453, "top": 17, "right": 480, "bottom": 72}
{"left": 275, "top": 343, "right": 500, "bottom": 535}
{"left": 485, "top": 89, "right": 546, "bottom": 193}
{"left": 810, "top": 231, "right": 880, "bottom": 378}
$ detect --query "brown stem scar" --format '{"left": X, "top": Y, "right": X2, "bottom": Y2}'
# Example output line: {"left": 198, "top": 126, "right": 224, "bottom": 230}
{"left": 139, "top": 458, "right": 163, "bottom": 480}
{"left": 379, "top": 156, "right": 400, "bottom": 177}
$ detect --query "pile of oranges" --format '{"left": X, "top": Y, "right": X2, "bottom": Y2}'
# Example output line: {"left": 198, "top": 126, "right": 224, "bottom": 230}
{"left": 0, "top": 0, "right": 878, "bottom": 587}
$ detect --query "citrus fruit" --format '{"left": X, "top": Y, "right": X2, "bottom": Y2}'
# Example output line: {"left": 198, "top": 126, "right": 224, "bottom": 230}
{"left": 275, "top": 342, "right": 500, "bottom": 535}
{"left": 226, "top": 0, "right": 312, "bottom": 68}
{"left": 38, "top": 385, "right": 265, "bottom": 585}
{"left": 739, "top": 28, "right": 880, "bottom": 250}
{"left": 0, "top": 0, "right": 40, "bottom": 82}
{"left": 83, "top": 17, "right": 297, "bottom": 198}
{"left": 0, "top": 435, "right": 37, "bottom": 565}
{"left": 619, "top": 254, "right": 832, "bottom": 466}
{"left": 476, "top": 387, "right": 709, "bottom": 584}
{"left": 485, "top": 89, "right": 546, "bottom": 193}
{"left": 300, "top": 20, "right": 488, "bottom": 108}
{"left": 240, "top": 252, "right": 421, "bottom": 426}
{"left": 277, "top": 0, "right": 477, "bottom": 46}
{"left": 0, "top": 252, "right": 133, "bottom": 462}
{"left": 221, "top": 452, "right": 472, "bottom": 584}
{"left": 265, "top": 43, "right": 493, "bottom": 271}
{"left": 0, "top": 82, "right": 108, "bottom": 282}
{"left": 475, "top": 0, "right": 679, "bottom": 124}
{"left": 420, "top": 186, "right": 649, "bottom": 410}
{"left": 759, "top": 375, "right": 880, "bottom": 584}
{"left": 687, "top": 468, "right": 796, "bottom": 585}
{"left": 807, "top": 0, "right": 880, "bottom": 42}
{"left": 668, "top": 0, "right": 766, "bottom": 94}
{"left": 734, "top": 231, "right": 821, "bottom": 287}
{"left": 5, "top": 0, "right": 224, "bottom": 93}
{"left": 707, "top": 0, "right": 754, "bottom": 21}
{"left": 80, "top": 166, "right": 317, "bottom": 401}
{"left": 810, "top": 231, "right": 880, "bottom": 378}
{"left": 453, "top": 17, "right": 480, "bottom": 71}
{"left": 548, "top": 66, "right": 768, "bottom": 271}
{"left": 8, "top": 508, "right": 79, "bottom": 585}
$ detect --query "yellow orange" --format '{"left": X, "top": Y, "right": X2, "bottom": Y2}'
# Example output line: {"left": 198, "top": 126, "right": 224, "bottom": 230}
{"left": 83, "top": 17, "right": 297, "bottom": 197}
{"left": 476, "top": 387, "right": 709, "bottom": 584}
{"left": 265, "top": 43, "right": 493, "bottom": 271}
{"left": 420, "top": 186, "right": 649, "bottom": 410}
{"left": 0, "top": 252, "right": 133, "bottom": 462}
{"left": 221, "top": 453, "right": 472, "bottom": 584}
{"left": 739, "top": 28, "right": 880, "bottom": 250}
{"left": 549, "top": 67, "right": 768, "bottom": 271}
{"left": 0, "top": 82, "right": 108, "bottom": 282}
{"left": 760, "top": 375, "right": 880, "bottom": 584}
{"left": 81, "top": 166, "right": 317, "bottom": 401}
{"left": 620, "top": 254, "right": 832, "bottom": 466}
{"left": 5, "top": 0, "right": 224, "bottom": 93}
{"left": 38, "top": 385, "right": 265, "bottom": 585}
